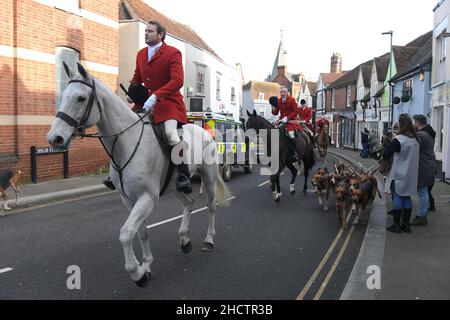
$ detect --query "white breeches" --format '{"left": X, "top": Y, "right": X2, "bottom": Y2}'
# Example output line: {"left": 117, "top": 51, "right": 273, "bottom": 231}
{"left": 164, "top": 119, "right": 181, "bottom": 146}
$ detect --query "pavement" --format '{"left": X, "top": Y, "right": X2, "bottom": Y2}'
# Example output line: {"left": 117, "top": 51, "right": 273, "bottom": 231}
{"left": 329, "top": 147, "right": 450, "bottom": 300}
{"left": 1, "top": 149, "right": 450, "bottom": 300}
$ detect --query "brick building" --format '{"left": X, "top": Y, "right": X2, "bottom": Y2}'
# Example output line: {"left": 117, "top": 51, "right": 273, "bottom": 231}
{"left": 1, "top": 0, "right": 119, "bottom": 181}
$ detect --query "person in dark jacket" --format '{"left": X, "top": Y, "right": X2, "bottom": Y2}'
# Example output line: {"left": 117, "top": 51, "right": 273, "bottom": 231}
{"left": 412, "top": 115, "right": 436, "bottom": 226}
{"left": 360, "top": 128, "right": 370, "bottom": 158}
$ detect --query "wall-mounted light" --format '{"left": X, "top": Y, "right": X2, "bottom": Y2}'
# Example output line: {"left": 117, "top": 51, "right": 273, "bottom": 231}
{"left": 419, "top": 72, "right": 425, "bottom": 81}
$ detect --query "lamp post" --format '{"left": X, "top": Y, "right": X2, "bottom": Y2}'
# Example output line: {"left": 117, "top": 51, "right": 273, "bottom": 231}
{"left": 382, "top": 30, "right": 393, "bottom": 127}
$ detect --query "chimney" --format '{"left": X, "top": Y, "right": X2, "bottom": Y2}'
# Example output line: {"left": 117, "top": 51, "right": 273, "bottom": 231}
{"left": 330, "top": 52, "right": 342, "bottom": 73}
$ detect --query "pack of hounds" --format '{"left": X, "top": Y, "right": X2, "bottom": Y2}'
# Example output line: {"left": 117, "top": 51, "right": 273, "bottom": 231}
{"left": 311, "top": 162, "right": 382, "bottom": 230}
{"left": 0, "top": 170, "right": 22, "bottom": 216}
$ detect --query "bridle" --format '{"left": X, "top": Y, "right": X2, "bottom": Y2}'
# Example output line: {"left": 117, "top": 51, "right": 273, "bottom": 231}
{"left": 55, "top": 78, "right": 150, "bottom": 199}
{"left": 56, "top": 79, "right": 100, "bottom": 137}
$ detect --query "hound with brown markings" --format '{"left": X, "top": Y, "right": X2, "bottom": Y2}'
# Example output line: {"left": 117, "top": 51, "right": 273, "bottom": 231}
{"left": 311, "top": 167, "right": 331, "bottom": 211}
{"left": 0, "top": 170, "right": 22, "bottom": 213}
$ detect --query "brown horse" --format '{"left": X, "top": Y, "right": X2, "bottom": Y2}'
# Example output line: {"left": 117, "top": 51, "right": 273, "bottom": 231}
{"left": 246, "top": 110, "right": 316, "bottom": 201}
{"left": 317, "top": 124, "right": 329, "bottom": 158}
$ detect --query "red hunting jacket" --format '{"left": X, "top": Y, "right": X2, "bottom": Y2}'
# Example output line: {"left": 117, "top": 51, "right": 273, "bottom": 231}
{"left": 298, "top": 106, "right": 313, "bottom": 130}
{"left": 130, "top": 42, "right": 187, "bottom": 125}
{"left": 316, "top": 118, "right": 329, "bottom": 134}
{"left": 272, "top": 96, "right": 302, "bottom": 132}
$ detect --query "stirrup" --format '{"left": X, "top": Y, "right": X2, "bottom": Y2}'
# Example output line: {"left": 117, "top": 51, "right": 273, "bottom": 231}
{"left": 176, "top": 173, "right": 192, "bottom": 194}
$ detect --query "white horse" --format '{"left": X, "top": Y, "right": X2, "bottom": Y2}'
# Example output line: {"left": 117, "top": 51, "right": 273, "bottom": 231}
{"left": 47, "top": 62, "right": 231, "bottom": 287}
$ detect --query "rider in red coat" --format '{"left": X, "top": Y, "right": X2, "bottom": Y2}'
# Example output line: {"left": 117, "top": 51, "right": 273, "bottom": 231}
{"left": 271, "top": 88, "right": 301, "bottom": 133}
{"left": 105, "top": 21, "right": 190, "bottom": 194}
{"left": 316, "top": 117, "right": 329, "bottom": 134}
{"left": 269, "top": 87, "right": 301, "bottom": 160}
{"left": 298, "top": 99, "right": 313, "bottom": 131}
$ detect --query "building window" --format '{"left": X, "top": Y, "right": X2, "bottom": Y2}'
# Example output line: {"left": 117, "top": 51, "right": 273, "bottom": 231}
{"left": 216, "top": 75, "right": 221, "bottom": 101}
{"left": 346, "top": 85, "right": 352, "bottom": 107}
{"left": 331, "top": 89, "right": 336, "bottom": 109}
{"left": 258, "top": 92, "right": 264, "bottom": 100}
{"left": 317, "top": 92, "right": 323, "bottom": 111}
{"left": 371, "top": 80, "right": 378, "bottom": 97}
{"left": 55, "top": 46, "right": 80, "bottom": 110}
{"left": 402, "top": 79, "right": 413, "bottom": 98}
{"left": 55, "top": 0, "right": 80, "bottom": 15}
{"left": 357, "top": 86, "right": 364, "bottom": 101}
{"left": 435, "top": 107, "right": 444, "bottom": 153}
{"left": 231, "top": 87, "right": 236, "bottom": 104}
{"left": 438, "top": 36, "right": 446, "bottom": 83}
{"left": 196, "top": 70, "right": 205, "bottom": 96}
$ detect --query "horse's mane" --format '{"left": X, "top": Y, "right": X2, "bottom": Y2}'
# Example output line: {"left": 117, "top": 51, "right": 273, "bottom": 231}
{"left": 255, "top": 114, "right": 275, "bottom": 129}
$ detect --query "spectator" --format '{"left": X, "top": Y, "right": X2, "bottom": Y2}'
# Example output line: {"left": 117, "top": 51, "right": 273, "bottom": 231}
{"left": 384, "top": 114, "right": 420, "bottom": 234}
{"left": 412, "top": 114, "right": 437, "bottom": 226}
{"left": 360, "top": 128, "right": 370, "bottom": 158}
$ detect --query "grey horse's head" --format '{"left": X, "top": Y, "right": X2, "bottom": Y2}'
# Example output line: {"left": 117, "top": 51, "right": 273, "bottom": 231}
{"left": 47, "top": 62, "right": 102, "bottom": 150}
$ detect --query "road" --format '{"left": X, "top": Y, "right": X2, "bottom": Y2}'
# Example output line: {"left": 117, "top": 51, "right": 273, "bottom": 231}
{"left": 0, "top": 155, "right": 369, "bottom": 300}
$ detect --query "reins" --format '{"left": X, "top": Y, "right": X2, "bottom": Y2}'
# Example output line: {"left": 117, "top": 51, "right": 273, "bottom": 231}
{"left": 56, "top": 78, "right": 151, "bottom": 200}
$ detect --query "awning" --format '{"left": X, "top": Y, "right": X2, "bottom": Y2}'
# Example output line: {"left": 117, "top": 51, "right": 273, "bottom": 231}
{"left": 339, "top": 111, "right": 356, "bottom": 119}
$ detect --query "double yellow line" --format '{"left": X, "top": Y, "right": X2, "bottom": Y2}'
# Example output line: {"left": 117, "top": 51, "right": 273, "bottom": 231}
{"left": 297, "top": 213, "right": 359, "bottom": 300}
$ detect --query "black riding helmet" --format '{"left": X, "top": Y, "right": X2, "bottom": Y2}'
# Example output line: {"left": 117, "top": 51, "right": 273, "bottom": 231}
{"left": 269, "top": 96, "right": 278, "bottom": 107}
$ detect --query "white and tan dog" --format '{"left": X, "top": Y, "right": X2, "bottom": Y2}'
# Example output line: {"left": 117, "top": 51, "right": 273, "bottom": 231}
{"left": 0, "top": 169, "right": 22, "bottom": 213}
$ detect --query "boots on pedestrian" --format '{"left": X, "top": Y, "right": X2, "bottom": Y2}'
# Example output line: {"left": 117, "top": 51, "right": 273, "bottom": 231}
{"left": 400, "top": 209, "right": 412, "bottom": 233}
{"left": 387, "top": 209, "right": 402, "bottom": 233}
{"left": 429, "top": 197, "right": 436, "bottom": 212}
{"left": 411, "top": 216, "right": 428, "bottom": 226}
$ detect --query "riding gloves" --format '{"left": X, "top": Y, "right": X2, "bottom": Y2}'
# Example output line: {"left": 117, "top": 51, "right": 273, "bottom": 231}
{"left": 143, "top": 94, "right": 157, "bottom": 112}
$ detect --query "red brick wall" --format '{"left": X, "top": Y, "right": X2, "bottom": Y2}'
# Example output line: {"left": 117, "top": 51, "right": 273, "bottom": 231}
{"left": 0, "top": 0, "right": 118, "bottom": 182}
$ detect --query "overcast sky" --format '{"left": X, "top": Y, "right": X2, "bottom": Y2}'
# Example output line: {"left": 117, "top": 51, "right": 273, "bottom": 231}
{"left": 144, "top": 0, "right": 435, "bottom": 82}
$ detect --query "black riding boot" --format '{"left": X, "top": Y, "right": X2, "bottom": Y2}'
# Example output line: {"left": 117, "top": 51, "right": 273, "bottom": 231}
{"left": 288, "top": 138, "right": 299, "bottom": 162}
{"left": 170, "top": 140, "right": 192, "bottom": 194}
{"left": 387, "top": 209, "right": 402, "bottom": 233}
{"left": 103, "top": 176, "right": 116, "bottom": 190}
{"left": 175, "top": 163, "right": 192, "bottom": 194}
{"left": 401, "top": 209, "right": 412, "bottom": 233}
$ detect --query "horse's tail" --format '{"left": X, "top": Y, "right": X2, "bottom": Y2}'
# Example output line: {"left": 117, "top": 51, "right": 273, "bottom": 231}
{"left": 216, "top": 168, "right": 232, "bottom": 208}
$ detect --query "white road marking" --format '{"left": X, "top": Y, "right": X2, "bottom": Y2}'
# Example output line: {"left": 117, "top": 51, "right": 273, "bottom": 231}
{"left": 257, "top": 172, "right": 285, "bottom": 187}
{"left": 314, "top": 216, "right": 358, "bottom": 300}
{"left": 146, "top": 196, "right": 236, "bottom": 230}
{"left": 0, "top": 267, "right": 13, "bottom": 274}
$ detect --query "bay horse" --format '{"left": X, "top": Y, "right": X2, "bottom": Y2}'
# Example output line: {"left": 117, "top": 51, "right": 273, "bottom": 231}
{"left": 246, "top": 110, "right": 315, "bottom": 201}
{"left": 47, "top": 62, "right": 231, "bottom": 287}
{"left": 317, "top": 123, "right": 329, "bottom": 158}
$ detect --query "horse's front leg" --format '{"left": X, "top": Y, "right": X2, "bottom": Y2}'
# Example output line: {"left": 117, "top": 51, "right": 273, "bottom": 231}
{"left": 176, "top": 192, "right": 195, "bottom": 254}
{"left": 286, "top": 163, "right": 297, "bottom": 195}
{"left": 303, "top": 162, "right": 309, "bottom": 196}
{"left": 271, "top": 173, "right": 282, "bottom": 202}
{"left": 119, "top": 194, "right": 155, "bottom": 287}
{"left": 137, "top": 223, "right": 153, "bottom": 276}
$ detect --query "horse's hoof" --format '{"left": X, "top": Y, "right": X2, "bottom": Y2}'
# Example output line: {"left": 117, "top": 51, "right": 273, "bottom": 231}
{"left": 201, "top": 242, "right": 214, "bottom": 252}
{"left": 275, "top": 197, "right": 281, "bottom": 203}
{"left": 135, "top": 272, "right": 151, "bottom": 288}
{"left": 181, "top": 240, "right": 192, "bottom": 254}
